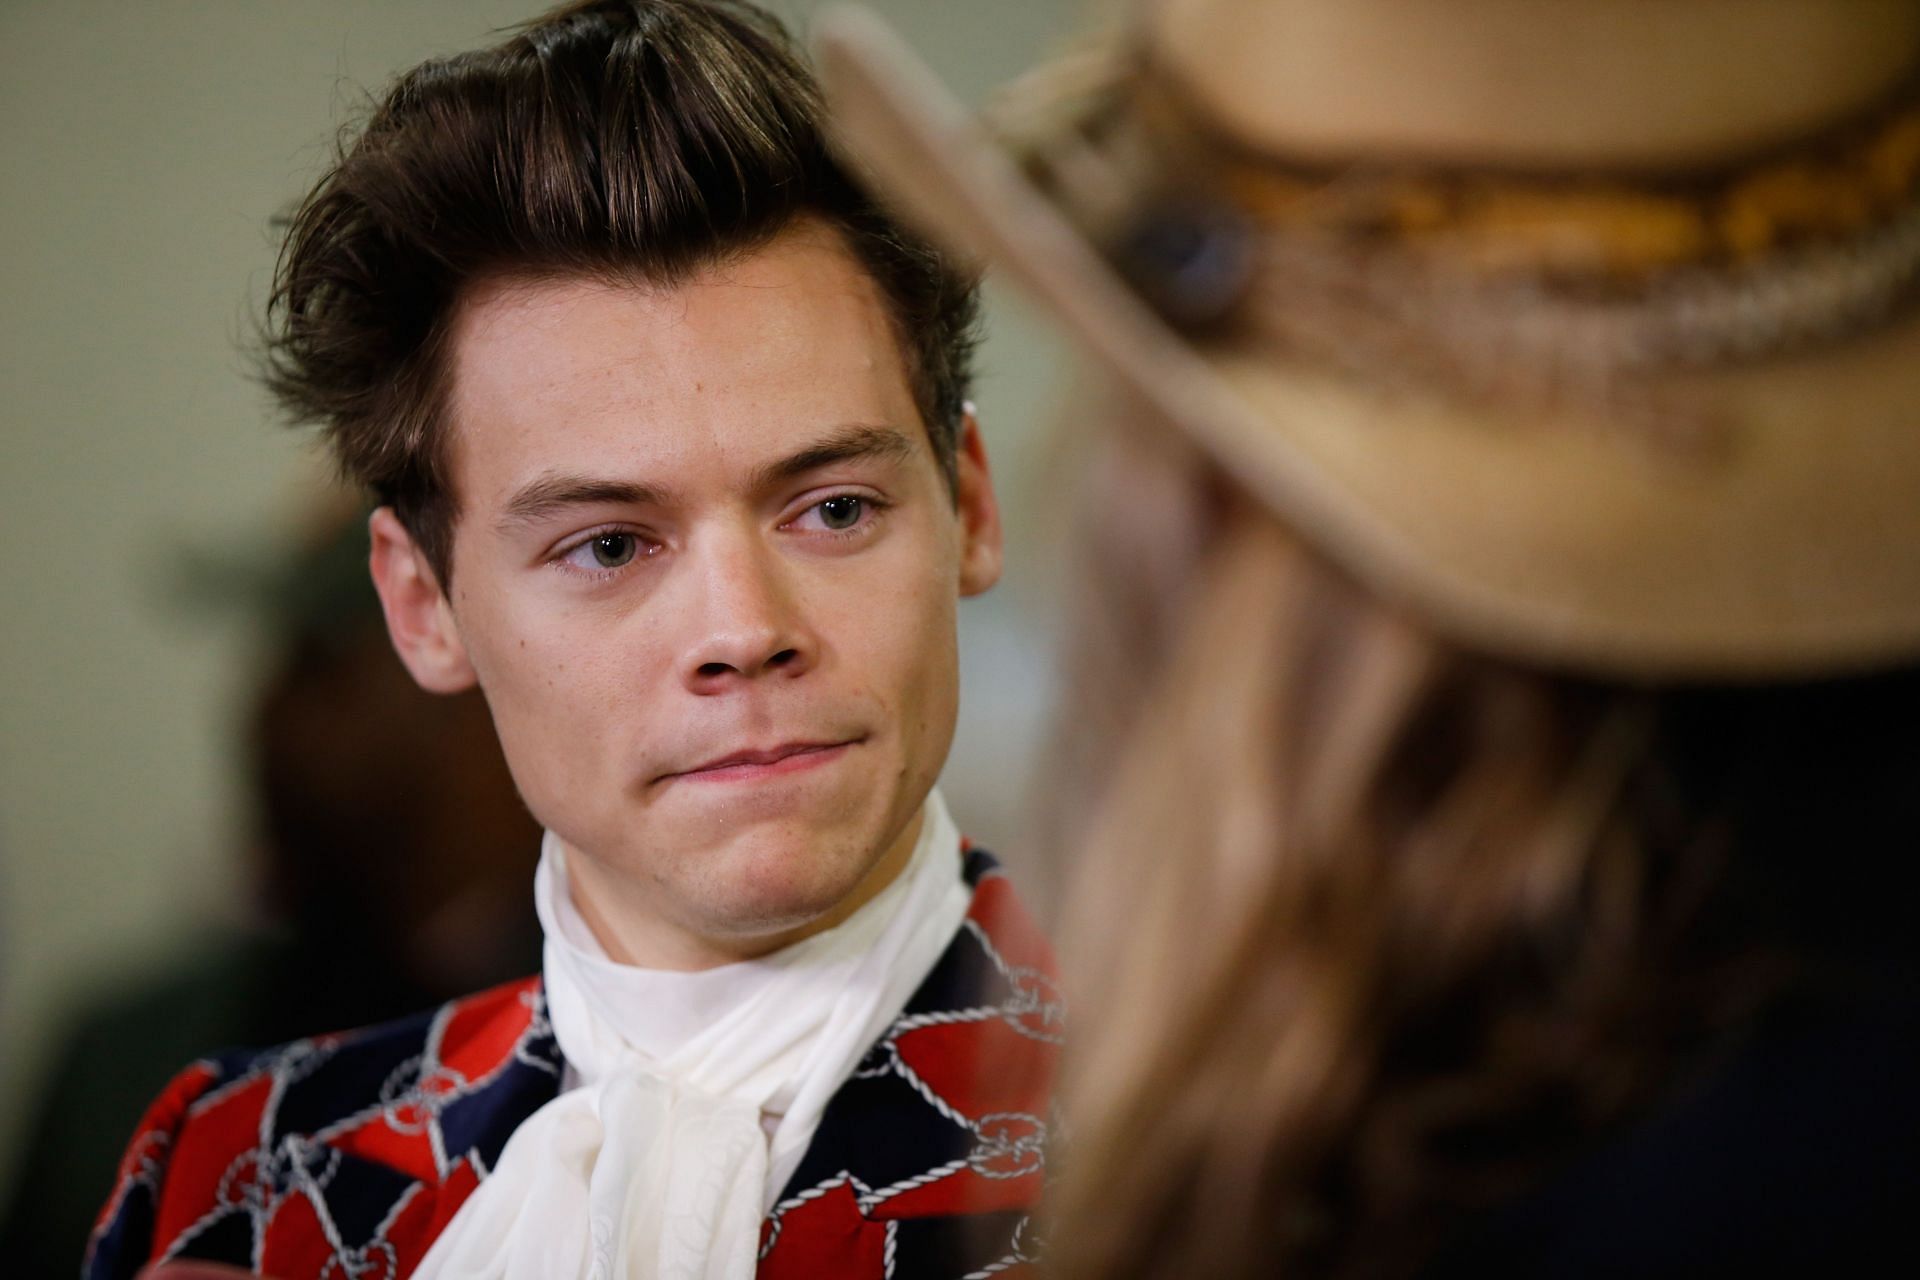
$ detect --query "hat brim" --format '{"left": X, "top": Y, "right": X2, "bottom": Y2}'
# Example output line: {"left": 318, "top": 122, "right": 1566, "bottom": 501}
{"left": 816, "top": 7, "right": 1920, "bottom": 679}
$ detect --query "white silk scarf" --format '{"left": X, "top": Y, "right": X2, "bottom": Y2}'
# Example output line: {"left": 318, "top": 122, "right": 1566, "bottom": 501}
{"left": 412, "top": 792, "right": 971, "bottom": 1280}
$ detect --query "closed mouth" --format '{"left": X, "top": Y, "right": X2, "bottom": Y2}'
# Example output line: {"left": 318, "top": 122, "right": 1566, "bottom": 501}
{"left": 662, "top": 739, "right": 858, "bottom": 783}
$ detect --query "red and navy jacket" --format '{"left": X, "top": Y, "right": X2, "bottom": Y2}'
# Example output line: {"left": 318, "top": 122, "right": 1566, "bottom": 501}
{"left": 86, "top": 850, "right": 1060, "bottom": 1279}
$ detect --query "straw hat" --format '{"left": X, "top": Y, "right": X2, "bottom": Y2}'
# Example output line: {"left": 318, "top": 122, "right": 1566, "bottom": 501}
{"left": 819, "top": 0, "right": 1920, "bottom": 677}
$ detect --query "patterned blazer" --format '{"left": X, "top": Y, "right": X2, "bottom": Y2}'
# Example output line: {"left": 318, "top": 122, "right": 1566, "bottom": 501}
{"left": 86, "top": 851, "right": 1061, "bottom": 1279}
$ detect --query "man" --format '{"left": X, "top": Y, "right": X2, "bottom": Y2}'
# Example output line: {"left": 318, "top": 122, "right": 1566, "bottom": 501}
{"left": 85, "top": 3, "right": 1059, "bottom": 1277}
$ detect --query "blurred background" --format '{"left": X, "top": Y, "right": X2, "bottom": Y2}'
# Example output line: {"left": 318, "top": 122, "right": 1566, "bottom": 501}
{"left": 0, "top": 0, "right": 1078, "bottom": 1264}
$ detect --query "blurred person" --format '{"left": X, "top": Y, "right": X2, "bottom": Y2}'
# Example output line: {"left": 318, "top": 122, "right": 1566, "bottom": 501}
{"left": 824, "top": 0, "right": 1920, "bottom": 1274}
{"left": 86, "top": 2, "right": 1058, "bottom": 1278}
{"left": 0, "top": 507, "right": 542, "bottom": 1277}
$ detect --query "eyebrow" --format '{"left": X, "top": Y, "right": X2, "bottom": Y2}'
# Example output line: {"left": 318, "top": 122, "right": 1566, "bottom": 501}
{"left": 496, "top": 475, "right": 673, "bottom": 531}
{"left": 494, "top": 424, "right": 920, "bottom": 533}
{"left": 748, "top": 423, "right": 920, "bottom": 492}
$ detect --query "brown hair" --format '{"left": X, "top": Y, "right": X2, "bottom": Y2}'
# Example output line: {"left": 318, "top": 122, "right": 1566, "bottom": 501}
{"left": 264, "top": 0, "right": 979, "bottom": 583}
{"left": 1041, "top": 404, "right": 1920, "bottom": 1279}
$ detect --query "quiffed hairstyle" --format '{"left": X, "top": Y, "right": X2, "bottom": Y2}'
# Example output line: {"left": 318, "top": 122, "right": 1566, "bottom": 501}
{"left": 264, "top": 0, "right": 979, "bottom": 583}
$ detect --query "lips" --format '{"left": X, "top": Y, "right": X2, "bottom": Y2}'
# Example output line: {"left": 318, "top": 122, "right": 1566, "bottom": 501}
{"left": 660, "top": 739, "right": 857, "bottom": 783}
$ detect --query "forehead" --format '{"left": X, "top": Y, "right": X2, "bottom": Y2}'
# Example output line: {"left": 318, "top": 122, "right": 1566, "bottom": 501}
{"left": 442, "top": 224, "right": 924, "bottom": 506}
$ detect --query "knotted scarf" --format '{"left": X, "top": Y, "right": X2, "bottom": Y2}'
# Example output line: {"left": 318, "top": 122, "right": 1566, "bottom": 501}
{"left": 412, "top": 793, "right": 970, "bottom": 1279}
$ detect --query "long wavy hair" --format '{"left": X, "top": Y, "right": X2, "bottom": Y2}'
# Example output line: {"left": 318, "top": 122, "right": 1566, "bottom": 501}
{"left": 1039, "top": 396, "right": 1920, "bottom": 1279}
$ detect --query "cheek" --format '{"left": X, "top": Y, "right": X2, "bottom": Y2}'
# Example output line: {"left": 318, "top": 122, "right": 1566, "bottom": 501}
{"left": 847, "top": 548, "right": 961, "bottom": 758}
{"left": 453, "top": 589, "right": 651, "bottom": 810}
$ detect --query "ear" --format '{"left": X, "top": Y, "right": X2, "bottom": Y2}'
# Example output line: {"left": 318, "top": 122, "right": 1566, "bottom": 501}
{"left": 367, "top": 507, "right": 478, "bottom": 693}
{"left": 953, "top": 405, "right": 1004, "bottom": 598}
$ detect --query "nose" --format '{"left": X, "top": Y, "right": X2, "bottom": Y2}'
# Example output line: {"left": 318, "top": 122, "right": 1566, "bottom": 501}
{"left": 678, "top": 530, "right": 816, "bottom": 693}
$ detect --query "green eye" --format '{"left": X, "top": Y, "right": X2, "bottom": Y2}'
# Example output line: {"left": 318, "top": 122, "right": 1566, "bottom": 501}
{"left": 819, "top": 496, "right": 863, "bottom": 530}
{"left": 590, "top": 533, "right": 637, "bottom": 568}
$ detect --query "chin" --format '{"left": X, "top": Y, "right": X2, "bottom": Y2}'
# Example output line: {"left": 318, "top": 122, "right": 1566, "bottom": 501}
{"left": 694, "top": 821, "right": 884, "bottom": 936}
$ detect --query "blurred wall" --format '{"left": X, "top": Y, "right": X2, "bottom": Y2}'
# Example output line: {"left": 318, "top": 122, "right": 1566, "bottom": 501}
{"left": 0, "top": 0, "right": 1074, "bottom": 1196}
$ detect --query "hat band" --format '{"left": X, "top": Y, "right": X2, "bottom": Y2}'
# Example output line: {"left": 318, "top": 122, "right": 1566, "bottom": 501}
{"left": 1009, "top": 50, "right": 1920, "bottom": 448}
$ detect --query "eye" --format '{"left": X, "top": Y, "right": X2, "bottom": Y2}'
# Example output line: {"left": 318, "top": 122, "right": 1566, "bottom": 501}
{"left": 783, "top": 492, "right": 889, "bottom": 539}
{"left": 588, "top": 533, "right": 637, "bottom": 567}
{"left": 559, "top": 531, "right": 646, "bottom": 573}
{"left": 818, "top": 495, "right": 864, "bottom": 531}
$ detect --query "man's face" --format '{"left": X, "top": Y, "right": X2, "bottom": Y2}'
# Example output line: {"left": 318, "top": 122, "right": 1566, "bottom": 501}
{"left": 374, "top": 222, "right": 1000, "bottom": 967}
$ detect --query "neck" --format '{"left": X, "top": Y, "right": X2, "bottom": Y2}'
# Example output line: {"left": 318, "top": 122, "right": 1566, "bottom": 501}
{"left": 563, "top": 806, "right": 929, "bottom": 971}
